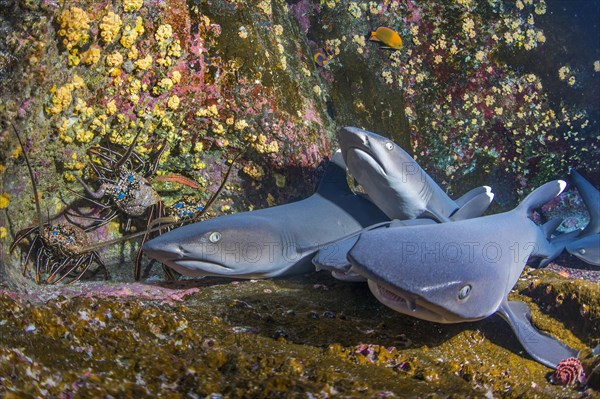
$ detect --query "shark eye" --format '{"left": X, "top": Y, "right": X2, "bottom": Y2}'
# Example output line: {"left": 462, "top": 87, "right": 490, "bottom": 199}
{"left": 209, "top": 232, "right": 222, "bottom": 243}
{"left": 385, "top": 142, "right": 394, "bottom": 151}
{"left": 578, "top": 248, "right": 586, "bottom": 255}
{"left": 458, "top": 285, "right": 471, "bottom": 300}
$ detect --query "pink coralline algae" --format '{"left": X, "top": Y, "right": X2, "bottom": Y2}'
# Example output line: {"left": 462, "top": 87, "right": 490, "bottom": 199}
{"left": 551, "top": 357, "right": 587, "bottom": 386}
{"left": 288, "top": 0, "right": 321, "bottom": 34}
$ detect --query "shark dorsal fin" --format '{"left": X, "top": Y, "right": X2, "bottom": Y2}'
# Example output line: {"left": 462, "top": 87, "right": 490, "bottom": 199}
{"left": 316, "top": 150, "right": 353, "bottom": 196}
{"left": 515, "top": 180, "right": 566, "bottom": 218}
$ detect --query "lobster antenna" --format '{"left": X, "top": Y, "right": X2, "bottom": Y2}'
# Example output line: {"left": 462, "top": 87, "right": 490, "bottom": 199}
{"left": 11, "top": 124, "right": 44, "bottom": 234}
{"left": 114, "top": 125, "right": 145, "bottom": 170}
{"left": 192, "top": 147, "right": 245, "bottom": 221}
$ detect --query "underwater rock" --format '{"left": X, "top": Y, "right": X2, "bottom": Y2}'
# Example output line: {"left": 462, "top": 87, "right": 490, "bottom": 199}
{"left": 0, "top": 268, "right": 597, "bottom": 397}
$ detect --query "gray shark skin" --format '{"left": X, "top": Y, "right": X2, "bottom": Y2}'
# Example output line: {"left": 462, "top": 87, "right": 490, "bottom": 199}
{"left": 562, "top": 170, "right": 600, "bottom": 266}
{"left": 338, "top": 126, "right": 494, "bottom": 222}
{"left": 538, "top": 218, "right": 575, "bottom": 268}
{"left": 142, "top": 151, "right": 389, "bottom": 279}
{"left": 566, "top": 235, "right": 600, "bottom": 266}
{"left": 348, "top": 180, "right": 580, "bottom": 368}
{"left": 571, "top": 170, "right": 600, "bottom": 237}
{"left": 312, "top": 218, "right": 436, "bottom": 281}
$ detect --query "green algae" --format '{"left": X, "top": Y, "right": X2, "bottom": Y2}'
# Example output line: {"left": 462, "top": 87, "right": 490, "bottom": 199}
{"left": 0, "top": 271, "right": 598, "bottom": 397}
{"left": 515, "top": 268, "right": 600, "bottom": 348}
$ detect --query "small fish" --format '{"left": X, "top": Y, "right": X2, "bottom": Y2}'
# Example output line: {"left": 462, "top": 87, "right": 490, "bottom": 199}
{"left": 369, "top": 27, "right": 403, "bottom": 50}
{"left": 313, "top": 51, "right": 329, "bottom": 67}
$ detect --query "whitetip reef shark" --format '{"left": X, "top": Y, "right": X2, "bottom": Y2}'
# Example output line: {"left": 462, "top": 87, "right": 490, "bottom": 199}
{"left": 565, "top": 170, "right": 600, "bottom": 266}
{"left": 347, "top": 179, "right": 582, "bottom": 368}
{"left": 313, "top": 126, "right": 494, "bottom": 279}
{"left": 142, "top": 151, "right": 389, "bottom": 279}
{"left": 338, "top": 126, "right": 494, "bottom": 222}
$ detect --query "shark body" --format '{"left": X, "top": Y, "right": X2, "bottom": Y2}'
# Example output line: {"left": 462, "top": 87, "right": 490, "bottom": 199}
{"left": 347, "top": 180, "right": 581, "bottom": 368}
{"left": 565, "top": 170, "right": 600, "bottom": 266}
{"left": 143, "top": 151, "right": 389, "bottom": 279}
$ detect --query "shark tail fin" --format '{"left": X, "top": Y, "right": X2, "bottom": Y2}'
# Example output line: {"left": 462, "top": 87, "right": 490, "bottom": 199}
{"left": 571, "top": 170, "right": 600, "bottom": 236}
{"left": 316, "top": 150, "right": 353, "bottom": 196}
{"left": 497, "top": 300, "right": 578, "bottom": 368}
{"left": 515, "top": 180, "right": 566, "bottom": 218}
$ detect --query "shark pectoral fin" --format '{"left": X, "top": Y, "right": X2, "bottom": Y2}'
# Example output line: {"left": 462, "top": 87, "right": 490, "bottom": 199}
{"left": 534, "top": 218, "right": 567, "bottom": 268}
{"left": 331, "top": 270, "right": 367, "bottom": 282}
{"left": 454, "top": 186, "right": 492, "bottom": 207}
{"left": 316, "top": 149, "right": 354, "bottom": 196}
{"left": 312, "top": 235, "right": 360, "bottom": 273}
{"left": 496, "top": 300, "right": 578, "bottom": 368}
{"left": 450, "top": 191, "right": 494, "bottom": 221}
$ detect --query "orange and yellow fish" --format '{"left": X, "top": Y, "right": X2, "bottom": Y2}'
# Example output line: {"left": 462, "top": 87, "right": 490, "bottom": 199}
{"left": 369, "top": 26, "right": 403, "bottom": 50}
{"left": 313, "top": 51, "right": 329, "bottom": 67}
{"left": 314, "top": 46, "right": 336, "bottom": 67}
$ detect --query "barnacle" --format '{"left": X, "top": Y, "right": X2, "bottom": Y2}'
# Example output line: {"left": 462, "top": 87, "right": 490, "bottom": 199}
{"left": 106, "top": 100, "right": 118, "bottom": 115}
{"left": 56, "top": 7, "right": 91, "bottom": 50}
{"left": 124, "top": 0, "right": 144, "bottom": 12}
{"left": 153, "top": 77, "right": 174, "bottom": 95}
{"left": 243, "top": 164, "right": 264, "bottom": 180}
{"left": 167, "top": 95, "right": 180, "bottom": 110}
{"left": 100, "top": 12, "right": 123, "bottom": 44}
{"left": 171, "top": 70, "right": 182, "bottom": 84}
{"left": 48, "top": 84, "right": 75, "bottom": 115}
{"left": 134, "top": 54, "right": 152, "bottom": 71}
{"left": 155, "top": 24, "right": 173, "bottom": 47}
{"left": 106, "top": 51, "right": 124, "bottom": 68}
{"left": 120, "top": 26, "right": 139, "bottom": 49}
{"left": 80, "top": 45, "right": 101, "bottom": 65}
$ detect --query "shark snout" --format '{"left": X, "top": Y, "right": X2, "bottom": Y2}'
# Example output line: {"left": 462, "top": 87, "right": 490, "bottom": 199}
{"left": 338, "top": 126, "right": 370, "bottom": 149}
{"left": 142, "top": 236, "right": 184, "bottom": 263}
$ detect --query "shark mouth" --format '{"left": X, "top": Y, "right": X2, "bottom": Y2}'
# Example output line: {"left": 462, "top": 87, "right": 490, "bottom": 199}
{"left": 370, "top": 281, "right": 417, "bottom": 312}
{"left": 367, "top": 280, "right": 462, "bottom": 324}
{"left": 171, "top": 259, "right": 235, "bottom": 275}
{"left": 346, "top": 147, "right": 387, "bottom": 177}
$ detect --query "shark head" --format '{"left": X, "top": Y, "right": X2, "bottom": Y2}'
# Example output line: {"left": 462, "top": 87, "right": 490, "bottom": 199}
{"left": 338, "top": 126, "right": 400, "bottom": 175}
{"left": 566, "top": 234, "right": 600, "bottom": 266}
{"left": 338, "top": 126, "right": 459, "bottom": 221}
{"left": 347, "top": 224, "right": 507, "bottom": 323}
{"left": 366, "top": 280, "right": 472, "bottom": 323}
{"left": 143, "top": 214, "right": 304, "bottom": 278}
